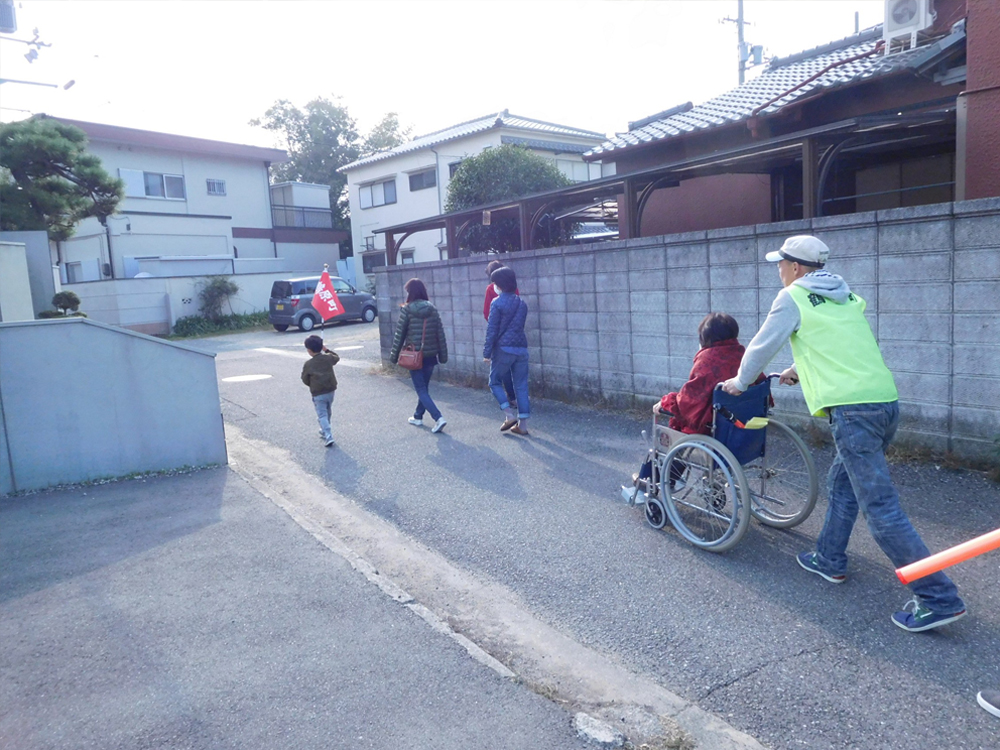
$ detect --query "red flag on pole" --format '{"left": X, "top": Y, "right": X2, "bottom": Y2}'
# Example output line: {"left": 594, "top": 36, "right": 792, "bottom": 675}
{"left": 312, "top": 270, "right": 344, "bottom": 321}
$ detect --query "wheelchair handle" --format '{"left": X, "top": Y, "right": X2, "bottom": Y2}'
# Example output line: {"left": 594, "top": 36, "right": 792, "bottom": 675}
{"left": 715, "top": 373, "right": 781, "bottom": 391}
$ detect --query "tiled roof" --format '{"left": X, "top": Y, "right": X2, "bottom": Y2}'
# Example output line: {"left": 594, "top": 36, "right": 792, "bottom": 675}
{"left": 339, "top": 110, "right": 605, "bottom": 172}
{"left": 588, "top": 24, "right": 957, "bottom": 158}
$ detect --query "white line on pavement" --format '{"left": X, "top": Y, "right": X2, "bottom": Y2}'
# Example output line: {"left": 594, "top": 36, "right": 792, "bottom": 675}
{"left": 254, "top": 347, "right": 369, "bottom": 368}
{"left": 222, "top": 374, "right": 272, "bottom": 382}
{"left": 255, "top": 347, "right": 306, "bottom": 359}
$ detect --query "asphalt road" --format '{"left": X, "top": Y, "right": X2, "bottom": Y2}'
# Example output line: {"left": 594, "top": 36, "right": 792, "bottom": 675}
{"left": 199, "top": 321, "right": 999, "bottom": 750}
{"left": 0, "top": 456, "right": 594, "bottom": 749}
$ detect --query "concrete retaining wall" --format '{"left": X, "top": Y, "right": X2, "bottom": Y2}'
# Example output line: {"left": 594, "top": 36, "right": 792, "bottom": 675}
{"left": 376, "top": 197, "right": 1000, "bottom": 458}
{"left": 0, "top": 230, "right": 57, "bottom": 318}
{"left": 0, "top": 243, "right": 35, "bottom": 322}
{"left": 0, "top": 318, "right": 227, "bottom": 494}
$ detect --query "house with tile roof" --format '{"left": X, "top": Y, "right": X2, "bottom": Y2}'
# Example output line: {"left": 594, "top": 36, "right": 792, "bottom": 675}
{"left": 583, "top": 0, "right": 985, "bottom": 238}
{"left": 371, "top": 0, "right": 997, "bottom": 258}
{"left": 338, "top": 110, "right": 608, "bottom": 280}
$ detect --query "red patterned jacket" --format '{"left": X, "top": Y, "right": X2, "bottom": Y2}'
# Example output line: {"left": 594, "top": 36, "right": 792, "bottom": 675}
{"left": 660, "top": 339, "right": 746, "bottom": 435}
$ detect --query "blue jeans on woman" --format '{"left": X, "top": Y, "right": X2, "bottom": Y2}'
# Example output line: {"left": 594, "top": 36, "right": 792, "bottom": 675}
{"left": 815, "top": 401, "right": 965, "bottom": 615}
{"left": 489, "top": 350, "right": 530, "bottom": 420}
{"left": 410, "top": 354, "right": 441, "bottom": 422}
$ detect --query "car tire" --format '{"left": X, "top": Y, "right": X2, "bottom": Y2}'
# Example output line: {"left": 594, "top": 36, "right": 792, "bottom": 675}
{"left": 362, "top": 306, "right": 377, "bottom": 323}
{"left": 298, "top": 314, "right": 317, "bottom": 332}
{"left": 273, "top": 324, "right": 289, "bottom": 332}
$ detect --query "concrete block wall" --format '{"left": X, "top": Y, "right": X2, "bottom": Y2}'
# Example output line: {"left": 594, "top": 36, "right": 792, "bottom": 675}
{"left": 377, "top": 197, "right": 1000, "bottom": 458}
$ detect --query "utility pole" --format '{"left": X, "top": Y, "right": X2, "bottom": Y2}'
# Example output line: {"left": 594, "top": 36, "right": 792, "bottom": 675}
{"left": 722, "top": 0, "right": 764, "bottom": 85}
{"left": 721, "top": 0, "right": 750, "bottom": 84}
{"left": 737, "top": 0, "right": 746, "bottom": 84}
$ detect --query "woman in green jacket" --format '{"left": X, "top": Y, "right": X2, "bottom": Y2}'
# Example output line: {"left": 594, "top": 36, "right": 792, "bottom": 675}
{"left": 389, "top": 278, "right": 449, "bottom": 433}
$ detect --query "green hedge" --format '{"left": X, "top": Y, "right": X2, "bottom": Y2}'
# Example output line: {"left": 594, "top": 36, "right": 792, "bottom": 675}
{"left": 38, "top": 310, "right": 88, "bottom": 319}
{"left": 172, "top": 312, "right": 268, "bottom": 337}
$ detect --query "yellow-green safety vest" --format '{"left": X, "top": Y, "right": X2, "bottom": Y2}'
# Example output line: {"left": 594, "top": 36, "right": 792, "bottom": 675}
{"left": 787, "top": 284, "right": 898, "bottom": 417}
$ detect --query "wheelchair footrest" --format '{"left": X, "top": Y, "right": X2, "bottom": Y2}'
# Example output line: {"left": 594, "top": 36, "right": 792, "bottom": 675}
{"left": 621, "top": 486, "right": 656, "bottom": 506}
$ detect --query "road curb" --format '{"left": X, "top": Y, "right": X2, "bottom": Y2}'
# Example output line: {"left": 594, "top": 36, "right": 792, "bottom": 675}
{"left": 227, "top": 426, "right": 768, "bottom": 750}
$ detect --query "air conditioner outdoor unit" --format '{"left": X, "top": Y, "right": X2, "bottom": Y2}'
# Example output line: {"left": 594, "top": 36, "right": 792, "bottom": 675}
{"left": 883, "top": 0, "right": 935, "bottom": 52}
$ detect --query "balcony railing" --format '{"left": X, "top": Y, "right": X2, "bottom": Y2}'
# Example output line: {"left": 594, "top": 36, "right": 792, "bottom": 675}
{"left": 272, "top": 205, "right": 334, "bottom": 229}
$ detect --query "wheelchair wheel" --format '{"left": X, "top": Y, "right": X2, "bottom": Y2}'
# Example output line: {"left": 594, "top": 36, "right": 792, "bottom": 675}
{"left": 743, "top": 419, "right": 818, "bottom": 529}
{"left": 659, "top": 435, "right": 751, "bottom": 552}
{"left": 644, "top": 496, "right": 667, "bottom": 530}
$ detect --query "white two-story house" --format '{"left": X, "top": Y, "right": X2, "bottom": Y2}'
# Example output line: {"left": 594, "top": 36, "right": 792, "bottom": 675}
{"left": 338, "top": 110, "right": 610, "bottom": 282}
{"left": 48, "top": 116, "right": 347, "bottom": 282}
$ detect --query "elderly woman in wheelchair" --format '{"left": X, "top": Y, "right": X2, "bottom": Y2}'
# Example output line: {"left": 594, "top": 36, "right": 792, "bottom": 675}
{"left": 622, "top": 313, "right": 818, "bottom": 552}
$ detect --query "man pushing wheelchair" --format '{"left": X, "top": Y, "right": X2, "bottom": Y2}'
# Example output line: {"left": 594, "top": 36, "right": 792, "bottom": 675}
{"left": 721, "top": 235, "right": 966, "bottom": 633}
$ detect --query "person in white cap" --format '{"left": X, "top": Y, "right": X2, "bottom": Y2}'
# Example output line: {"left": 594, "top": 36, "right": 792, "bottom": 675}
{"left": 722, "top": 235, "right": 967, "bottom": 633}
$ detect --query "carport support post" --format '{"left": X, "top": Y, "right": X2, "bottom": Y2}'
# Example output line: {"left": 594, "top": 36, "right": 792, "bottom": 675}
{"left": 802, "top": 138, "right": 818, "bottom": 219}
{"left": 518, "top": 202, "right": 531, "bottom": 252}
{"left": 620, "top": 178, "right": 638, "bottom": 239}
{"left": 385, "top": 232, "right": 397, "bottom": 265}
{"left": 445, "top": 218, "right": 458, "bottom": 259}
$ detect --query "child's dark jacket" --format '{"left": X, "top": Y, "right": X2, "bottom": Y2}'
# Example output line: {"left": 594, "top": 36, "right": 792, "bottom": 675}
{"left": 661, "top": 339, "right": 745, "bottom": 434}
{"left": 301, "top": 351, "right": 340, "bottom": 396}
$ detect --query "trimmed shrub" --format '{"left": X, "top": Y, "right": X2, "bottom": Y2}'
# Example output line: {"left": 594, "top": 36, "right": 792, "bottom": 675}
{"left": 52, "top": 290, "right": 81, "bottom": 314}
{"left": 172, "top": 311, "right": 268, "bottom": 338}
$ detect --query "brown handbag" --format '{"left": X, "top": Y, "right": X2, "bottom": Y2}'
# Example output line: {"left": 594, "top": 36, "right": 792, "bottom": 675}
{"left": 397, "top": 318, "right": 428, "bottom": 370}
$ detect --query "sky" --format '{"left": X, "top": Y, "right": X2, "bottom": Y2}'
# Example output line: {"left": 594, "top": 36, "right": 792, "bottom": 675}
{"left": 0, "top": 1, "right": 887, "bottom": 150}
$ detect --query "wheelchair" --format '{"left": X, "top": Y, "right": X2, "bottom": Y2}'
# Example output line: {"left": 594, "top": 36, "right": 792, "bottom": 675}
{"left": 622, "top": 376, "right": 819, "bottom": 552}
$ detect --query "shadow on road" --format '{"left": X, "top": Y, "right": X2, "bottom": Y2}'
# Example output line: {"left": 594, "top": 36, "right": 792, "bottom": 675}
{"left": 0, "top": 468, "right": 227, "bottom": 606}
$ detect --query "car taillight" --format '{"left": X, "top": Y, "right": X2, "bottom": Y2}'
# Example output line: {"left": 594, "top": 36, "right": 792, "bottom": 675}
{"left": 291, "top": 299, "right": 300, "bottom": 307}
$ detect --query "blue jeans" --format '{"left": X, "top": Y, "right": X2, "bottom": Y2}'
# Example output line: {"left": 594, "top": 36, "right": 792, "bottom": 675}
{"left": 410, "top": 355, "right": 441, "bottom": 422}
{"left": 312, "top": 391, "right": 335, "bottom": 441}
{"left": 489, "top": 350, "right": 530, "bottom": 420}
{"left": 815, "top": 401, "right": 964, "bottom": 615}
{"left": 500, "top": 368, "right": 517, "bottom": 405}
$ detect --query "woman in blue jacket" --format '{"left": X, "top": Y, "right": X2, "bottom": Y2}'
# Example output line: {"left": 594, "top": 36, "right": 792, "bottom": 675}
{"left": 483, "top": 267, "right": 530, "bottom": 435}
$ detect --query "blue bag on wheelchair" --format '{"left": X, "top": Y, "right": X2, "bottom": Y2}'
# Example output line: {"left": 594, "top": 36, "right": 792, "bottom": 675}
{"left": 713, "top": 379, "right": 770, "bottom": 465}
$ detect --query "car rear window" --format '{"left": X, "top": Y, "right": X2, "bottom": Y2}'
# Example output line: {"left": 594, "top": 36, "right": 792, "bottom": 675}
{"left": 271, "top": 281, "right": 292, "bottom": 299}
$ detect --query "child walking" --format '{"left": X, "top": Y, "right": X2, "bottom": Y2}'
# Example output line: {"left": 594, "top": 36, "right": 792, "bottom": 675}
{"left": 301, "top": 334, "right": 340, "bottom": 447}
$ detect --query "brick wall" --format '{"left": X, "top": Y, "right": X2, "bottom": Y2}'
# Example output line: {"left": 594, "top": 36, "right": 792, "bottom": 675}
{"left": 377, "top": 197, "right": 1000, "bottom": 458}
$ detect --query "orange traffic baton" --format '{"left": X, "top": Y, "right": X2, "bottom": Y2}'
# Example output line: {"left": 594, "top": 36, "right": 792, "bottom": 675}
{"left": 896, "top": 527, "right": 1000, "bottom": 584}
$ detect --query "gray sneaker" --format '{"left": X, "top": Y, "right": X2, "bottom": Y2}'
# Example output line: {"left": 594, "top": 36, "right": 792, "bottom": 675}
{"left": 977, "top": 690, "right": 1000, "bottom": 718}
{"left": 431, "top": 417, "right": 447, "bottom": 434}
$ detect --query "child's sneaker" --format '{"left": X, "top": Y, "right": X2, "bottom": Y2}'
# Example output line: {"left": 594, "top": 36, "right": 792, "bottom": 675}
{"left": 431, "top": 417, "right": 447, "bottom": 433}
{"left": 324, "top": 438, "right": 335, "bottom": 447}
{"left": 891, "top": 598, "right": 966, "bottom": 632}
{"left": 408, "top": 417, "right": 423, "bottom": 427}
{"left": 796, "top": 552, "right": 846, "bottom": 583}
